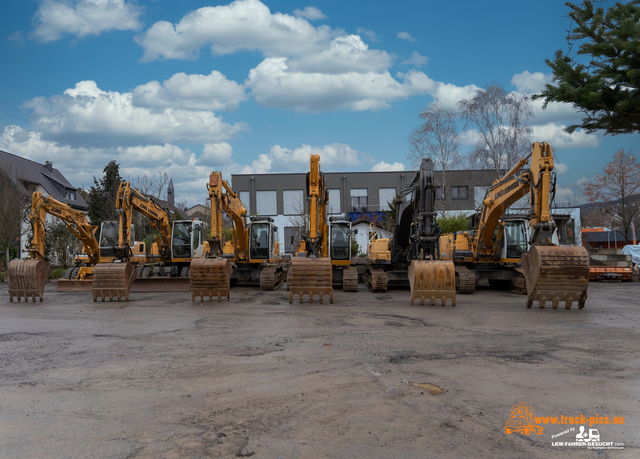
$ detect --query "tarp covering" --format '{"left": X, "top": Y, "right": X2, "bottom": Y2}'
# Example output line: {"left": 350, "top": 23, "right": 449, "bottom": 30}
{"left": 622, "top": 245, "right": 640, "bottom": 266}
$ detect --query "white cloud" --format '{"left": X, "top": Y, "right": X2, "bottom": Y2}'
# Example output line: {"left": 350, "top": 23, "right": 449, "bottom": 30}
{"left": 31, "top": 0, "right": 142, "bottom": 43}
{"left": 554, "top": 162, "right": 568, "bottom": 175}
{"left": 510, "top": 71, "right": 553, "bottom": 93}
{"left": 555, "top": 186, "right": 578, "bottom": 204}
{"left": 293, "top": 6, "right": 327, "bottom": 20}
{"left": 134, "top": 0, "right": 335, "bottom": 62}
{"left": 357, "top": 27, "right": 379, "bottom": 42}
{"left": 401, "top": 51, "right": 428, "bottom": 68}
{"left": 23, "top": 80, "right": 247, "bottom": 148}
{"left": 531, "top": 123, "right": 599, "bottom": 150}
{"left": 370, "top": 161, "right": 404, "bottom": 171}
{"left": 576, "top": 176, "right": 590, "bottom": 188}
{"left": 397, "top": 31, "right": 416, "bottom": 42}
{"left": 286, "top": 35, "right": 393, "bottom": 74}
{"left": 247, "top": 59, "right": 434, "bottom": 112}
{"left": 199, "top": 142, "right": 233, "bottom": 165}
{"left": 132, "top": 71, "right": 247, "bottom": 112}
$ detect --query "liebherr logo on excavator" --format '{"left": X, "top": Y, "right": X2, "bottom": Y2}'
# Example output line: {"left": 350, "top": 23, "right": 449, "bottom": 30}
{"left": 495, "top": 182, "right": 521, "bottom": 200}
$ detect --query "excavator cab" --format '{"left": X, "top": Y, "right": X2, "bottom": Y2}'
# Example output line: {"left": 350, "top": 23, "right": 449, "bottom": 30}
{"left": 503, "top": 218, "right": 529, "bottom": 261}
{"left": 329, "top": 221, "right": 352, "bottom": 261}
{"left": 248, "top": 218, "right": 277, "bottom": 262}
{"left": 171, "top": 220, "right": 204, "bottom": 261}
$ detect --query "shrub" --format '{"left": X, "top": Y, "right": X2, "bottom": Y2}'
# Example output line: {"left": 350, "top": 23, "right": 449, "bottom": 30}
{"left": 438, "top": 213, "right": 470, "bottom": 234}
{"left": 50, "top": 268, "right": 66, "bottom": 280}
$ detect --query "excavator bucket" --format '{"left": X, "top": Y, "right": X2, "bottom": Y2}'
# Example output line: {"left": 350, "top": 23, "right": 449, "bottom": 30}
{"left": 190, "top": 258, "right": 232, "bottom": 302}
{"left": 91, "top": 263, "right": 136, "bottom": 302}
{"left": 408, "top": 260, "right": 456, "bottom": 306}
{"left": 7, "top": 259, "right": 52, "bottom": 302}
{"left": 289, "top": 257, "right": 333, "bottom": 304}
{"left": 521, "top": 246, "right": 589, "bottom": 309}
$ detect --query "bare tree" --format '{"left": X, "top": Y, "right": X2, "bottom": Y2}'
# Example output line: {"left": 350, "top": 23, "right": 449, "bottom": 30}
{"left": 133, "top": 172, "right": 170, "bottom": 201}
{"left": 584, "top": 148, "right": 640, "bottom": 244}
{"left": 0, "top": 168, "right": 30, "bottom": 263}
{"left": 409, "top": 97, "right": 462, "bottom": 216}
{"left": 459, "top": 83, "right": 533, "bottom": 178}
{"left": 286, "top": 195, "right": 309, "bottom": 253}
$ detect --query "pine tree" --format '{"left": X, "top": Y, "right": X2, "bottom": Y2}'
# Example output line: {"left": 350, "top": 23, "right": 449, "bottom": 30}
{"left": 534, "top": 1, "right": 640, "bottom": 134}
{"left": 87, "top": 161, "right": 123, "bottom": 226}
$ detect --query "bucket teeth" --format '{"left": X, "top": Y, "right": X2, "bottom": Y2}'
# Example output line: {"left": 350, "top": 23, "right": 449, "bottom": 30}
{"left": 91, "top": 263, "right": 136, "bottom": 302}
{"left": 7, "top": 259, "right": 52, "bottom": 302}
{"left": 288, "top": 257, "right": 333, "bottom": 304}
{"left": 190, "top": 258, "right": 232, "bottom": 301}
{"left": 521, "top": 246, "right": 590, "bottom": 309}
{"left": 408, "top": 260, "right": 456, "bottom": 306}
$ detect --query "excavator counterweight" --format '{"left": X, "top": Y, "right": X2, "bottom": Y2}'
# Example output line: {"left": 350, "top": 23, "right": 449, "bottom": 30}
{"left": 7, "top": 259, "right": 52, "bottom": 302}
{"left": 522, "top": 245, "right": 589, "bottom": 309}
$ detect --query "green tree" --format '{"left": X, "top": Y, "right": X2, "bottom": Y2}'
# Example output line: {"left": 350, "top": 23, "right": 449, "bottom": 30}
{"left": 87, "top": 160, "right": 123, "bottom": 226}
{"left": 437, "top": 213, "right": 470, "bottom": 234}
{"left": 534, "top": 1, "right": 640, "bottom": 134}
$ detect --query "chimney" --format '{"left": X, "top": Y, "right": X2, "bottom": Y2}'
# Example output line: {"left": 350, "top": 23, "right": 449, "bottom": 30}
{"left": 45, "top": 161, "right": 53, "bottom": 173}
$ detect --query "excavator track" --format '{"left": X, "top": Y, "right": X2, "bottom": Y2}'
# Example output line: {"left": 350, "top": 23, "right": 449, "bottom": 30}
{"left": 7, "top": 259, "right": 52, "bottom": 302}
{"left": 521, "top": 246, "right": 590, "bottom": 309}
{"left": 342, "top": 266, "right": 358, "bottom": 292}
{"left": 289, "top": 257, "right": 333, "bottom": 304}
{"left": 190, "top": 258, "right": 232, "bottom": 302}
{"left": 91, "top": 263, "right": 136, "bottom": 302}
{"left": 455, "top": 265, "right": 476, "bottom": 294}
{"left": 260, "top": 265, "right": 283, "bottom": 291}
{"left": 408, "top": 260, "right": 456, "bottom": 306}
{"left": 366, "top": 267, "right": 388, "bottom": 292}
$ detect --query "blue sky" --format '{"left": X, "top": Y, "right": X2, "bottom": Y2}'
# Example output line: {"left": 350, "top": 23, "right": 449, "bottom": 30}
{"left": 1, "top": 0, "right": 638, "bottom": 207}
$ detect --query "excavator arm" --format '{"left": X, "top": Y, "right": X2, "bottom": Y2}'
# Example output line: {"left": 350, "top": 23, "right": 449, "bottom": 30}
{"left": 7, "top": 191, "right": 100, "bottom": 301}
{"left": 115, "top": 181, "right": 172, "bottom": 262}
{"left": 304, "top": 154, "right": 329, "bottom": 257}
{"left": 207, "top": 171, "right": 248, "bottom": 260}
{"left": 474, "top": 142, "right": 556, "bottom": 258}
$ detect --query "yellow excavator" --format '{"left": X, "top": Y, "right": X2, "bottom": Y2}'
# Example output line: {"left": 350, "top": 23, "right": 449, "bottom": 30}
{"left": 92, "top": 181, "right": 205, "bottom": 300}
{"left": 439, "top": 142, "right": 589, "bottom": 309}
{"left": 366, "top": 158, "right": 456, "bottom": 305}
{"left": 189, "top": 171, "right": 283, "bottom": 301}
{"left": 7, "top": 191, "right": 137, "bottom": 302}
{"left": 288, "top": 155, "right": 359, "bottom": 304}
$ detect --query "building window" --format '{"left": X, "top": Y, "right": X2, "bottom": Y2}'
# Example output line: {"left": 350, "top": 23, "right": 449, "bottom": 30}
{"left": 328, "top": 189, "right": 341, "bottom": 214}
{"left": 451, "top": 186, "right": 468, "bottom": 200}
{"left": 256, "top": 190, "right": 277, "bottom": 215}
{"left": 436, "top": 187, "right": 444, "bottom": 200}
{"left": 239, "top": 191, "right": 251, "bottom": 214}
{"left": 350, "top": 188, "right": 368, "bottom": 212}
{"left": 283, "top": 189, "right": 303, "bottom": 215}
{"left": 378, "top": 188, "right": 396, "bottom": 211}
{"left": 65, "top": 190, "right": 76, "bottom": 201}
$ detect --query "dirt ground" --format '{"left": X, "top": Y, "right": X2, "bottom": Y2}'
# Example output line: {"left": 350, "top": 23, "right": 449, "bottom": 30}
{"left": 0, "top": 281, "right": 638, "bottom": 458}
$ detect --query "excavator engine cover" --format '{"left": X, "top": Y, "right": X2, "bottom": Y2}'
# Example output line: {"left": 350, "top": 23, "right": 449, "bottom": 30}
{"left": 7, "top": 259, "right": 52, "bottom": 302}
{"left": 190, "top": 258, "right": 232, "bottom": 302}
{"left": 521, "top": 246, "right": 589, "bottom": 309}
{"left": 91, "top": 262, "right": 136, "bottom": 302}
{"left": 408, "top": 260, "right": 456, "bottom": 306}
{"left": 289, "top": 257, "right": 333, "bottom": 304}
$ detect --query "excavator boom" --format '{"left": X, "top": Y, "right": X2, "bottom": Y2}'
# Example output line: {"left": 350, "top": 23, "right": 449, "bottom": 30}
{"left": 7, "top": 192, "right": 100, "bottom": 301}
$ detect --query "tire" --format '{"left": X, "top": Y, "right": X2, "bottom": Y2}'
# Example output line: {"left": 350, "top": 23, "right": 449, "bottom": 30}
{"left": 70, "top": 267, "right": 80, "bottom": 280}
{"left": 63, "top": 267, "right": 75, "bottom": 279}
{"left": 141, "top": 267, "right": 152, "bottom": 279}
{"left": 180, "top": 267, "right": 190, "bottom": 278}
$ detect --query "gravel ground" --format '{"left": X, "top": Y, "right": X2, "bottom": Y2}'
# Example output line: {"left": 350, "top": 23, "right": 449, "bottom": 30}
{"left": 0, "top": 281, "right": 638, "bottom": 458}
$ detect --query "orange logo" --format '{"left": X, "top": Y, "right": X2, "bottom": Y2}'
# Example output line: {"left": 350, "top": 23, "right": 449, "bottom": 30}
{"left": 504, "top": 401, "right": 544, "bottom": 435}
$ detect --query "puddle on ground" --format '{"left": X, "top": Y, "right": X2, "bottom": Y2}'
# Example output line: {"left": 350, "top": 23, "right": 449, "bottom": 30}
{"left": 402, "top": 380, "right": 445, "bottom": 395}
